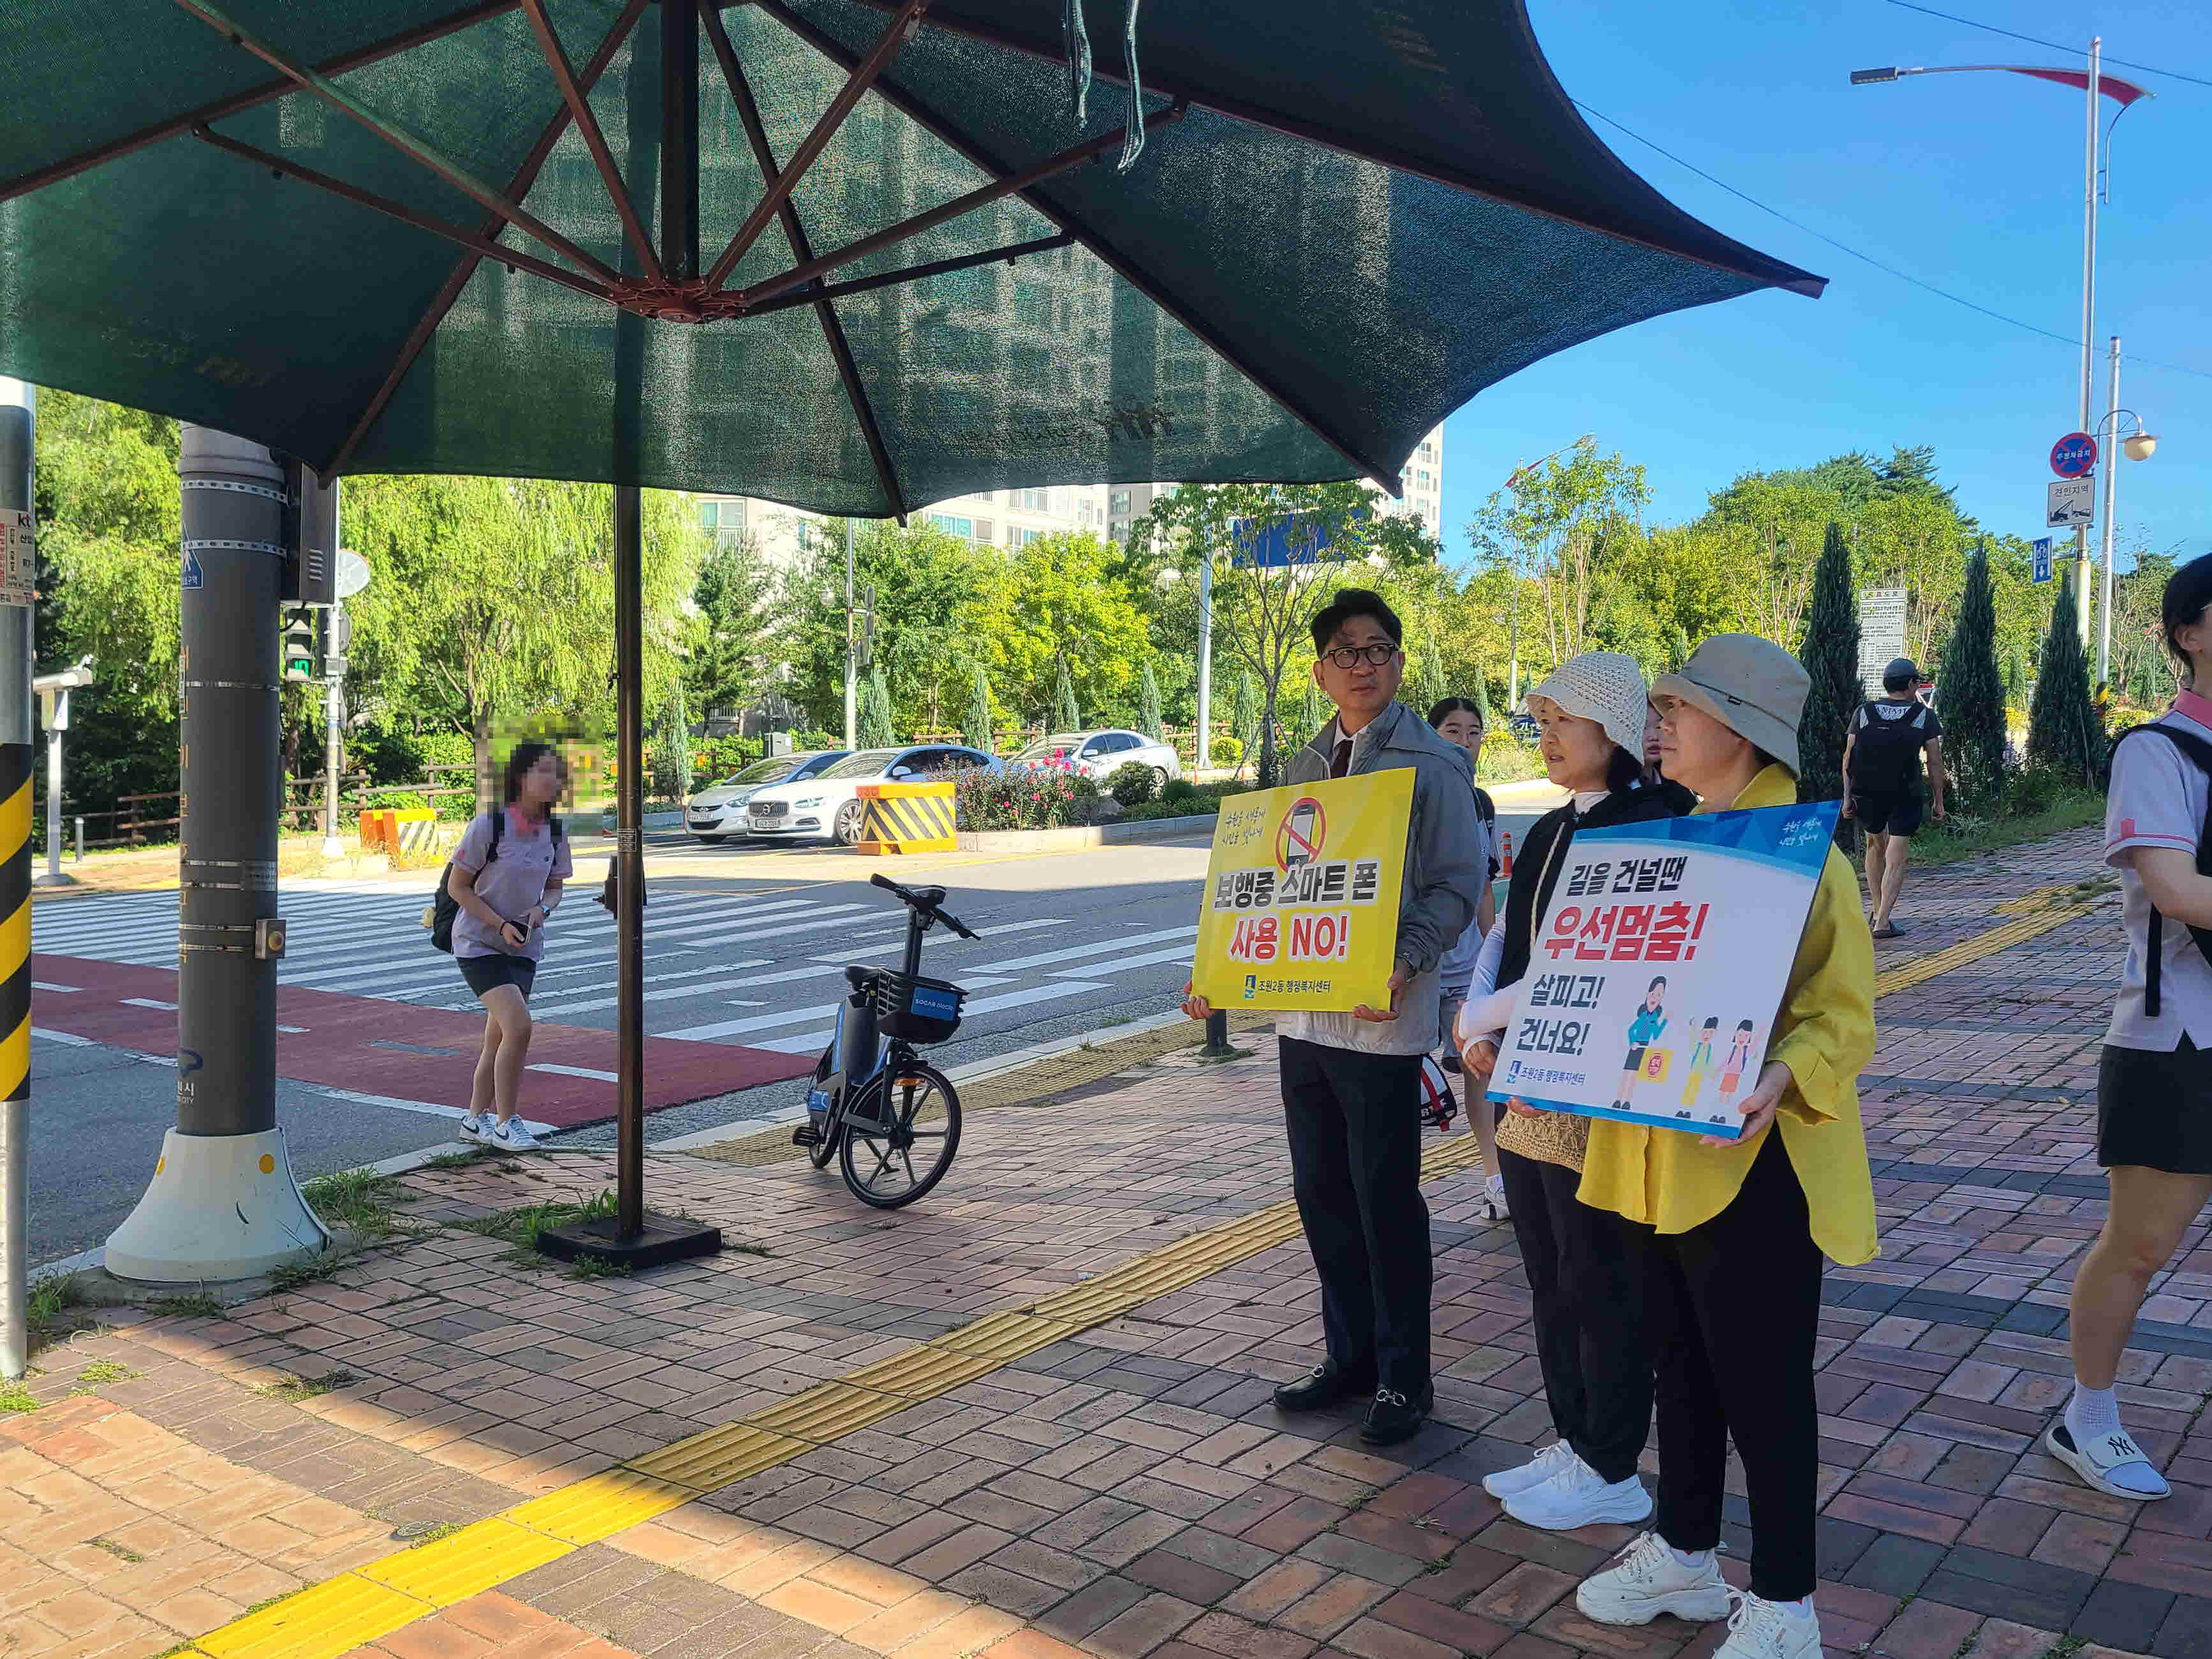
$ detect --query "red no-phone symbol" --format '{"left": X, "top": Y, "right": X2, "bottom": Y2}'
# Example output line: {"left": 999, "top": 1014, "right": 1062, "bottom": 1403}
{"left": 1277, "top": 797, "right": 1327, "bottom": 869}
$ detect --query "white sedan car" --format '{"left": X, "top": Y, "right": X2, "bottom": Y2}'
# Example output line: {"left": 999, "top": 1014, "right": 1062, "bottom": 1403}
{"left": 744, "top": 742, "right": 1001, "bottom": 845}
{"left": 1014, "top": 730, "right": 1182, "bottom": 788}
{"left": 686, "top": 750, "right": 849, "bottom": 841}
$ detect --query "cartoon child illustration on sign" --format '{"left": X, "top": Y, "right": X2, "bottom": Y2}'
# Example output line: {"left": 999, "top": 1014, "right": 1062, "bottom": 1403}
{"left": 1718, "top": 1019, "right": 1757, "bottom": 1104}
{"left": 1613, "top": 976, "right": 1668, "bottom": 1110}
{"left": 1680, "top": 1015, "right": 1719, "bottom": 1108}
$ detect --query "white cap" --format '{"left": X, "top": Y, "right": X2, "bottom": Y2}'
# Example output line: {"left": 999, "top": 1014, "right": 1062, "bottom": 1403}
{"left": 1524, "top": 651, "right": 1649, "bottom": 758}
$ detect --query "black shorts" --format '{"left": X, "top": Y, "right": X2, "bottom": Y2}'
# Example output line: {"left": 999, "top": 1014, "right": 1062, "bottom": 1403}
{"left": 1624, "top": 1045, "right": 1648, "bottom": 1072}
{"left": 459, "top": 954, "right": 536, "bottom": 999}
{"left": 1855, "top": 788, "right": 1923, "bottom": 837}
{"left": 2098, "top": 1038, "right": 2212, "bottom": 1173}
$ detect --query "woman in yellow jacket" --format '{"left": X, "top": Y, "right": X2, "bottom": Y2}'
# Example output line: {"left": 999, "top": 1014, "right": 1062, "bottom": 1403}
{"left": 1552, "top": 635, "right": 1877, "bottom": 1659}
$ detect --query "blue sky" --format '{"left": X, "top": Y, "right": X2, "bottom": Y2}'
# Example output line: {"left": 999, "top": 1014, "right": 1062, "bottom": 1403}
{"left": 1435, "top": 0, "right": 2212, "bottom": 574}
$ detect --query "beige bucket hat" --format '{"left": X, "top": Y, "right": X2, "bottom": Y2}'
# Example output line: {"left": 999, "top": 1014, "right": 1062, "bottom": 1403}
{"left": 1650, "top": 633, "right": 1808, "bottom": 775}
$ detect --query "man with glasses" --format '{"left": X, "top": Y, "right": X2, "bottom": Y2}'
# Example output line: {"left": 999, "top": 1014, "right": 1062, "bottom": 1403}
{"left": 1186, "top": 587, "right": 1483, "bottom": 1443}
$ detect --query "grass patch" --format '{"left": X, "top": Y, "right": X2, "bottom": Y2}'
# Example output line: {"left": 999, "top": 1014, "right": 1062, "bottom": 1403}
{"left": 397, "top": 1520, "right": 467, "bottom": 1547}
{"left": 728, "top": 1241, "right": 773, "bottom": 1257}
{"left": 457, "top": 1188, "right": 617, "bottom": 1267}
{"left": 1899, "top": 786, "right": 2104, "bottom": 871}
{"left": 258, "top": 1369, "right": 360, "bottom": 1403}
{"left": 148, "top": 1292, "right": 225, "bottom": 1319}
{"left": 89, "top": 1537, "right": 146, "bottom": 1563}
{"left": 0, "top": 1381, "right": 38, "bottom": 1415}
{"left": 71, "top": 1360, "right": 140, "bottom": 1392}
{"left": 301, "top": 1168, "right": 421, "bottom": 1241}
{"left": 265, "top": 1255, "right": 349, "bottom": 1294}
{"left": 421, "top": 1148, "right": 496, "bottom": 1171}
{"left": 565, "top": 1255, "right": 632, "bottom": 1281}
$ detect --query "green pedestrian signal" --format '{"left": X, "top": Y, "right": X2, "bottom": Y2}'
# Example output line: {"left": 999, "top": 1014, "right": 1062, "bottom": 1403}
{"left": 281, "top": 611, "right": 319, "bottom": 682}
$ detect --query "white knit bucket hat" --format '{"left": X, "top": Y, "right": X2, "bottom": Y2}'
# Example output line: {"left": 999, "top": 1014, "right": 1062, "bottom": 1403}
{"left": 1524, "top": 651, "right": 1649, "bottom": 758}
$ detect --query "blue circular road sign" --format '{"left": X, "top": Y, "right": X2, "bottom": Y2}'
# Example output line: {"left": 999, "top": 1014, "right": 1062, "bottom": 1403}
{"left": 2051, "top": 432, "right": 2098, "bottom": 478}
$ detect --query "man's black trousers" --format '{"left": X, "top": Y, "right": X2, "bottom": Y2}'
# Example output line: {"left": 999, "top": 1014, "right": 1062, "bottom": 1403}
{"left": 1278, "top": 1036, "right": 1431, "bottom": 1394}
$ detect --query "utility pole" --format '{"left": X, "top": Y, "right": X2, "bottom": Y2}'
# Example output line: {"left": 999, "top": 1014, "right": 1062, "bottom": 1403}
{"left": 321, "top": 483, "right": 344, "bottom": 859}
{"left": 1194, "top": 554, "right": 1213, "bottom": 776}
{"left": 0, "top": 379, "right": 33, "bottom": 1380}
{"left": 104, "top": 428, "right": 325, "bottom": 1281}
{"left": 2097, "top": 335, "right": 2121, "bottom": 685}
{"left": 843, "top": 517, "right": 857, "bottom": 750}
{"left": 2073, "top": 36, "right": 2101, "bottom": 640}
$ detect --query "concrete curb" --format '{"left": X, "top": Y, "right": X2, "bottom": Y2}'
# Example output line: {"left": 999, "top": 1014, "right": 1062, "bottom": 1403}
{"left": 955, "top": 813, "right": 1216, "bottom": 852}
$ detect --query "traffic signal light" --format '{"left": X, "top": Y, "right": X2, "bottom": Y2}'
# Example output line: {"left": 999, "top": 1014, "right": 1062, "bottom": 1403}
{"left": 281, "top": 610, "right": 318, "bottom": 682}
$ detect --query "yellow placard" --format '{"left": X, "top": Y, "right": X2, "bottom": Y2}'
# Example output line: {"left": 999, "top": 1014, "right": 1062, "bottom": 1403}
{"left": 1190, "top": 770, "right": 1412, "bottom": 1012}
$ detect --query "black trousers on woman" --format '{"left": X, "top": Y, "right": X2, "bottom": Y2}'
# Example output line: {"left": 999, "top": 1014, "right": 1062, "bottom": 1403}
{"left": 1498, "top": 1146, "right": 1651, "bottom": 1486}
{"left": 1645, "top": 1130, "right": 1824, "bottom": 1603}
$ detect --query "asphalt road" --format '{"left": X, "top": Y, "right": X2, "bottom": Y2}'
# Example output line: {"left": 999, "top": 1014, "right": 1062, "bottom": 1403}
{"left": 26, "top": 783, "right": 1559, "bottom": 1267}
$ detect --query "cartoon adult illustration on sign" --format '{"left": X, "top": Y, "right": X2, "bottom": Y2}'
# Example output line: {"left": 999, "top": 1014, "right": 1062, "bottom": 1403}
{"left": 1613, "top": 976, "right": 1669, "bottom": 1110}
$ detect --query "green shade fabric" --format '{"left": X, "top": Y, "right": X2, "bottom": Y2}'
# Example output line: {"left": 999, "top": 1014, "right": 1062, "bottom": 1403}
{"left": 0, "top": 1, "right": 1822, "bottom": 512}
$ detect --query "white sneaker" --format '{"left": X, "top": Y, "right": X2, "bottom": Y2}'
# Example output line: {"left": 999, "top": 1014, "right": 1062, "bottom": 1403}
{"left": 1575, "top": 1531, "right": 1732, "bottom": 1626}
{"left": 1483, "top": 1174, "right": 1510, "bottom": 1221}
{"left": 457, "top": 1112, "right": 489, "bottom": 1143}
{"left": 1714, "top": 1589, "right": 1820, "bottom": 1659}
{"left": 1482, "top": 1440, "right": 1578, "bottom": 1500}
{"left": 2046, "top": 1419, "right": 2172, "bottom": 1499}
{"left": 488, "top": 1117, "right": 542, "bottom": 1153}
{"left": 1504, "top": 1456, "right": 1654, "bottom": 1530}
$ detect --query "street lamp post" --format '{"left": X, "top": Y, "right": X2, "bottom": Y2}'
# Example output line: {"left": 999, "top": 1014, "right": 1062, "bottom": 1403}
{"left": 1850, "top": 50, "right": 2151, "bottom": 638}
{"left": 2088, "top": 335, "right": 2158, "bottom": 686}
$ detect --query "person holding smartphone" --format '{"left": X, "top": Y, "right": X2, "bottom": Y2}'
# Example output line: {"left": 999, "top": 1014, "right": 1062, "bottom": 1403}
{"left": 448, "top": 741, "right": 571, "bottom": 1153}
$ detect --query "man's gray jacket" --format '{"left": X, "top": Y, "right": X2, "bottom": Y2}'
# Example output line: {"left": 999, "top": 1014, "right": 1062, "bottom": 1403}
{"left": 1281, "top": 700, "right": 1486, "bottom": 1056}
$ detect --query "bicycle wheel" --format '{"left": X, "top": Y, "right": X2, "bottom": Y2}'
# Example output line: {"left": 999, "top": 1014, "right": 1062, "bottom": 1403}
{"left": 807, "top": 1116, "right": 841, "bottom": 1169}
{"left": 839, "top": 1062, "right": 961, "bottom": 1209}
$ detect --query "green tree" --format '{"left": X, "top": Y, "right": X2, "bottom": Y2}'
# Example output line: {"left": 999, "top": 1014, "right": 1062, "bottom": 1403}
{"left": 962, "top": 665, "right": 996, "bottom": 753}
{"left": 1230, "top": 669, "right": 1260, "bottom": 773}
{"left": 1467, "top": 437, "right": 1651, "bottom": 675}
{"left": 1795, "top": 523, "right": 1861, "bottom": 806}
{"left": 1938, "top": 540, "right": 2008, "bottom": 803}
{"left": 1136, "top": 661, "right": 1163, "bottom": 739}
{"left": 685, "top": 531, "right": 771, "bottom": 725}
{"left": 980, "top": 531, "right": 1147, "bottom": 724}
{"left": 650, "top": 686, "right": 692, "bottom": 802}
{"left": 860, "top": 665, "right": 896, "bottom": 748}
{"left": 2027, "top": 575, "right": 2100, "bottom": 785}
{"left": 1052, "top": 658, "right": 1080, "bottom": 730}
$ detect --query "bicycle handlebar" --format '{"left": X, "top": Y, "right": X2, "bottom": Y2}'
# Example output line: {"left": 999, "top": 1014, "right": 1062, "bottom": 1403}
{"left": 869, "top": 872, "right": 979, "bottom": 940}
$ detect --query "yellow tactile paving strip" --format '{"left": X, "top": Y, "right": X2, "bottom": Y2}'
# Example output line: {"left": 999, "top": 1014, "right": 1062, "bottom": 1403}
{"left": 174, "top": 892, "right": 2088, "bottom": 1659}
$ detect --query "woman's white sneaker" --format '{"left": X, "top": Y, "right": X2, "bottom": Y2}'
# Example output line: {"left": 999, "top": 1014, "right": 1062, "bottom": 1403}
{"left": 1576, "top": 1531, "right": 1732, "bottom": 1626}
{"left": 2046, "top": 1420, "right": 2172, "bottom": 1499}
{"left": 1483, "top": 1174, "right": 1510, "bottom": 1221}
{"left": 488, "top": 1117, "right": 542, "bottom": 1153}
{"left": 1504, "top": 1457, "right": 1654, "bottom": 1530}
{"left": 1482, "top": 1440, "right": 1578, "bottom": 1500}
{"left": 1714, "top": 1590, "right": 1820, "bottom": 1659}
{"left": 457, "top": 1112, "right": 489, "bottom": 1143}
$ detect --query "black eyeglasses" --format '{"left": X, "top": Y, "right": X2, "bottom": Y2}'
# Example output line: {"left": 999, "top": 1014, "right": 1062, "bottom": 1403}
{"left": 1320, "top": 644, "right": 1399, "bottom": 669}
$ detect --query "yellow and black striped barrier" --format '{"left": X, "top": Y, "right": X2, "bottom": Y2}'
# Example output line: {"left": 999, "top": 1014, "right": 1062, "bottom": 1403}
{"left": 853, "top": 781, "right": 955, "bottom": 855}
{"left": 0, "top": 743, "right": 28, "bottom": 1118}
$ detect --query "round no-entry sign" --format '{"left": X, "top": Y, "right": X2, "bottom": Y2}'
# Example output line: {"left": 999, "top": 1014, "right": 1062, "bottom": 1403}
{"left": 2051, "top": 432, "right": 2098, "bottom": 478}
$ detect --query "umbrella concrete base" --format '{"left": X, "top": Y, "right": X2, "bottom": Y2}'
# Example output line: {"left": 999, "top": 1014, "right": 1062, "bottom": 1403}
{"left": 104, "top": 1127, "right": 332, "bottom": 1283}
{"left": 536, "top": 1211, "right": 722, "bottom": 1272}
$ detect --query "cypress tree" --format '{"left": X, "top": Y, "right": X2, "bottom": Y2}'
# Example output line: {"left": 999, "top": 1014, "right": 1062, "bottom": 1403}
{"left": 962, "top": 666, "right": 995, "bottom": 753}
{"left": 1473, "top": 674, "right": 1494, "bottom": 725}
{"left": 1795, "top": 522, "right": 1862, "bottom": 804}
{"left": 1937, "top": 540, "right": 2007, "bottom": 803}
{"left": 1137, "top": 662, "right": 1163, "bottom": 739}
{"left": 1052, "top": 658, "right": 1080, "bottom": 731}
{"left": 860, "top": 666, "right": 896, "bottom": 748}
{"left": 2027, "top": 575, "right": 2100, "bottom": 785}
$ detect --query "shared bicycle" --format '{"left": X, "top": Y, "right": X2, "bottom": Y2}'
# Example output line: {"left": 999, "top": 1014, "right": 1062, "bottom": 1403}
{"left": 793, "top": 873, "right": 970, "bottom": 1207}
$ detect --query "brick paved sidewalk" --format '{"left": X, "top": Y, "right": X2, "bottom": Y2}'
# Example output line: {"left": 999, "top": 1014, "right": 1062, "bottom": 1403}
{"left": 10, "top": 822, "right": 2204, "bottom": 1659}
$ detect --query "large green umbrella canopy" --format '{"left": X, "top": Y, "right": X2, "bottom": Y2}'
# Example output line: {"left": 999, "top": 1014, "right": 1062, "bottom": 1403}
{"left": 0, "top": 0, "right": 1820, "bottom": 513}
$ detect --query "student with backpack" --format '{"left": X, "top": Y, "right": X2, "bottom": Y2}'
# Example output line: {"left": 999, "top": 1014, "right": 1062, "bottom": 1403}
{"left": 2053, "top": 554, "right": 2212, "bottom": 1501}
{"left": 438, "top": 742, "right": 571, "bottom": 1153}
{"left": 1842, "top": 659, "right": 1947, "bottom": 938}
{"left": 1428, "top": 695, "right": 1505, "bottom": 1220}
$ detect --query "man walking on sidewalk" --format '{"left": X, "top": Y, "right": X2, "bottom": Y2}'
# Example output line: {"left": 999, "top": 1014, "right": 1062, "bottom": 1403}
{"left": 1184, "top": 589, "right": 1484, "bottom": 1443}
{"left": 1843, "top": 658, "right": 1947, "bottom": 938}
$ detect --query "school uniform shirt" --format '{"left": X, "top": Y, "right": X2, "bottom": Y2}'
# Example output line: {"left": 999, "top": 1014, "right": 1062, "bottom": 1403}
{"left": 1575, "top": 764, "right": 1880, "bottom": 1267}
{"left": 2105, "top": 689, "right": 2212, "bottom": 1052}
{"left": 450, "top": 806, "right": 572, "bottom": 961}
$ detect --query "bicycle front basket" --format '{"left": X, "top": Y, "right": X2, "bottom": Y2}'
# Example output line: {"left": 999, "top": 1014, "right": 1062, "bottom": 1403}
{"left": 874, "top": 971, "right": 965, "bottom": 1042}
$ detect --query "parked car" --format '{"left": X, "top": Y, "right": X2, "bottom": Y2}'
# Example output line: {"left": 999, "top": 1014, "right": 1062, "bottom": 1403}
{"left": 1012, "top": 730, "right": 1182, "bottom": 788}
{"left": 686, "top": 749, "right": 849, "bottom": 841}
{"left": 744, "top": 743, "right": 1002, "bottom": 845}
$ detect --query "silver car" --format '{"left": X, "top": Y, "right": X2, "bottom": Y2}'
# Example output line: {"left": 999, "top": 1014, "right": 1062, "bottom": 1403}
{"left": 686, "top": 750, "right": 849, "bottom": 841}
{"left": 1014, "top": 729, "right": 1183, "bottom": 788}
